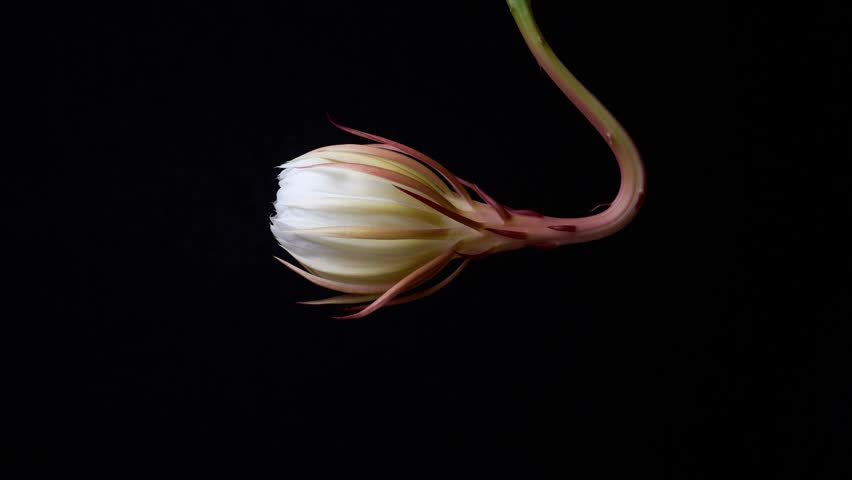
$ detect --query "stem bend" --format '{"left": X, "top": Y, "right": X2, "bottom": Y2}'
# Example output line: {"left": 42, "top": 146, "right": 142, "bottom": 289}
{"left": 506, "top": 0, "right": 646, "bottom": 244}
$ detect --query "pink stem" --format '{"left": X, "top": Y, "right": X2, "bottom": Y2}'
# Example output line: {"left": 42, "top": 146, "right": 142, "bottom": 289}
{"left": 506, "top": 0, "right": 646, "bottom": 245}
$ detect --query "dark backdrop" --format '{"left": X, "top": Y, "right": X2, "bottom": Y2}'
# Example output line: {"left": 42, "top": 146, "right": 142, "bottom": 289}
{"left": 9, "top": 1, "right": 849, "bottom": 478}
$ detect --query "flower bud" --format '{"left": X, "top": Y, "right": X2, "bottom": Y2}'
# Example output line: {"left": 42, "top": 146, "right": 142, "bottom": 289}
{"left": 271, "top": 144, "right": 475, "bottom": 287}
{"left": 270, "top": 126, "right": 515, "bottom": 319}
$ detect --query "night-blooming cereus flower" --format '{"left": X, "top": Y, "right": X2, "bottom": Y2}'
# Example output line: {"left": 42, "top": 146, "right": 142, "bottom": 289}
{"left": 270, "top": 121, "right": 527, "bottom": 319}
{"left": 271, "top": 0, "right": 646, "bottom": 319}
{"left": 271, "top": 145, "right": 473, "bottom": 291}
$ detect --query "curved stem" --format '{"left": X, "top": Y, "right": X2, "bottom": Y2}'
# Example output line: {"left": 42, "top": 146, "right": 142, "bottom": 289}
{"left": 506, "top": 0, "right": 646, "bottom": 244}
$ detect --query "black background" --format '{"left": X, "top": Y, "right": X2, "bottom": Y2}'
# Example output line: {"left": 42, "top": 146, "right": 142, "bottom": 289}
{"left": 9, "top": 1, "right": 850, "bottom": 478}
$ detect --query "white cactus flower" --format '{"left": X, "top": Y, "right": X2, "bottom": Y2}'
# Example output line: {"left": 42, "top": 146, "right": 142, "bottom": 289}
{"left": 270, "top": 143, "right": 477, "bottom": 290}
{"left": 269, "top": 121, "right": 519, "bottom": 319}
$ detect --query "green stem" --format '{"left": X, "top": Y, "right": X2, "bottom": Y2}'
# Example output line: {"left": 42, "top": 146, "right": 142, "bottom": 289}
{"left": 506, "top": 0, "right": 645, "bottom": 244}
